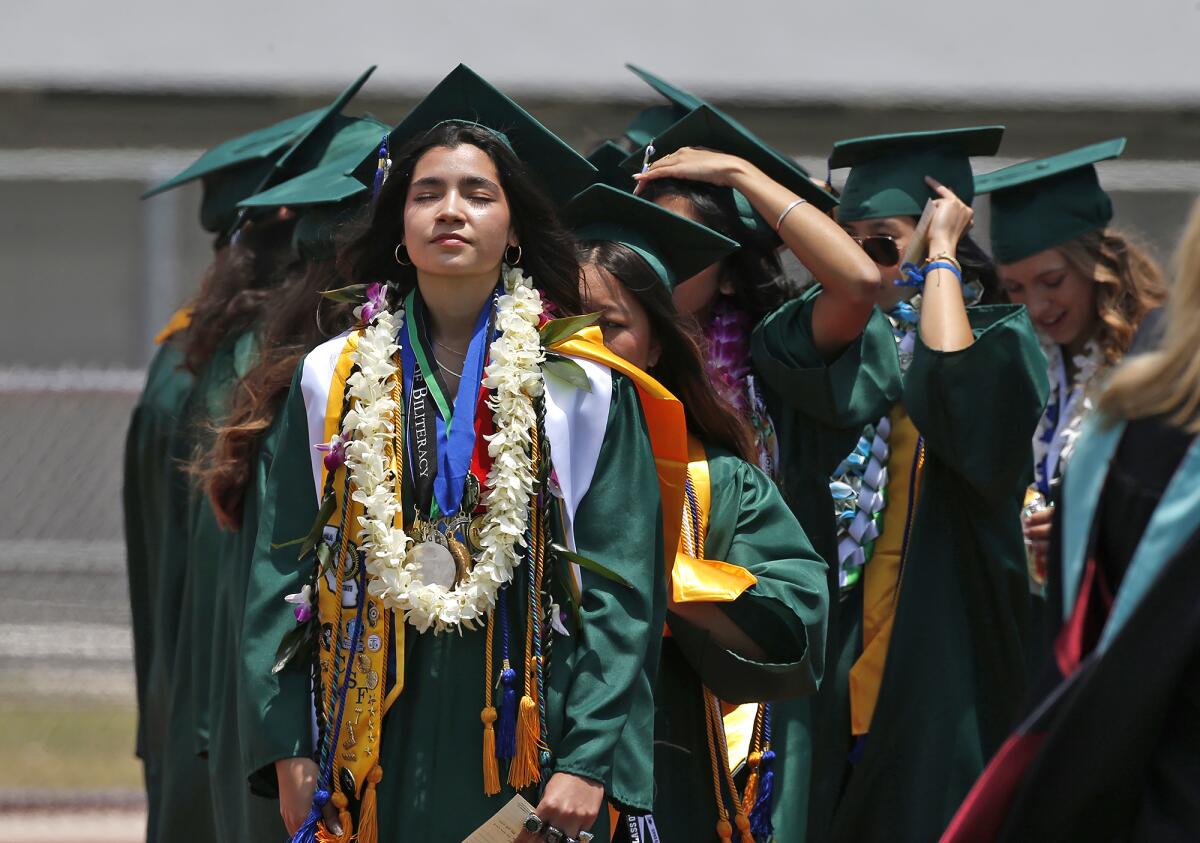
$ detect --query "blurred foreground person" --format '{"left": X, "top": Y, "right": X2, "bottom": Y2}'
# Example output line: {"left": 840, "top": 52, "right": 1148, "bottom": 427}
{"left": 943, "top": 195, "right": 1200, "bottom": 843}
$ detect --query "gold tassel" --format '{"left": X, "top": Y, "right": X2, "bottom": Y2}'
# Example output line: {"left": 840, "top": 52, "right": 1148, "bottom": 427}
{"left": 716, "top": 819, "right": 734, "bottom": 842}
{"left": 733, "top": 811, "right": 753, "bottom": 843}
{"left": 740, "top": 750, "right": 762, "bottom": 817}
{"left": 508, "top": 693, "right": 542, "bottom": 789}
{"left": 481, "top": 706, "right": 501, "bottom": 796}
{"left": 357, "top": 764, "right": 383, "bottom": 843}
{"left": 316, "top": 791, "right": 353, "bottom": 843}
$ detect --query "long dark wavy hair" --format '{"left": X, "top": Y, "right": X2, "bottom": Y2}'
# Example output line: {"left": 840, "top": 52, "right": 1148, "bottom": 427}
{"left": 578, "top": 239, "right": 757, "bottom": 463}
{"left": 182, "top": 213, "right": 301, "bottom": 374}
{"left": 201, "top": 258, "right": 353, "bottom": 530}
{"left": 636, "top": 177, "right": 794, "bottom": 323}
{"left": 337, "top": 121, "right": 583, "bottom": 315}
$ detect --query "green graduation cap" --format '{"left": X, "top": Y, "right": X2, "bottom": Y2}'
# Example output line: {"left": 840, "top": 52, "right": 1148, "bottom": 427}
{"left": 975, "top": 138, "right": 1126, "bottom": 264}
{"left": 622, "top": 64, "right": 705, "bottom": 148}
{"left": 239, "top": 116, "right": 388, "bottom": 209}
{"left": 142, "top": 66, "right": 377, "bottom": 232}
{"left": 620, "top": 103, "right": 839, "bottom": 215}
{"left": 566, "top": 183, "right": 740, "bottom": 290}
{"left": 354, "top": 64, "right": 595, "bottom": 205}
{"left": 830, "top": 125, "right": 1004, "bottom": 222}
{"left": 586, "top": 140, "right": 636, "bottom": 192}
{"left": 237, "top": 116, "right": 390, "bottom": 260}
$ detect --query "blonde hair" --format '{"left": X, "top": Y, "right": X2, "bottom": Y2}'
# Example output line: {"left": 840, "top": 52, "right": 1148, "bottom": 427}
{"left": 1100, "top": 198, "right": 1200, "bottom": 433}
{"left": 1057, "top": 227, "right": 1167, "bottom": 366}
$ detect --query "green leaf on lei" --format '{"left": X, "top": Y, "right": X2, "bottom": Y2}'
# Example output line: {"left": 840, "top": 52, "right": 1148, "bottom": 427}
{"left": 319, "top": 283, "right": 371, "bottom": 304}
{"left": 543, "top": 354, "right": 592, "bottom": 392}
{"left": 272, "top": 620, "right": 315, "bottom": 675}
{"left": 538, "top": 312, "right": 600, "bottom": 348}
{"left": 297, "top": 492, "right": 337, "bottom": 560}
{"left": 550, "top": 542, "right": 632, "bottom": 588}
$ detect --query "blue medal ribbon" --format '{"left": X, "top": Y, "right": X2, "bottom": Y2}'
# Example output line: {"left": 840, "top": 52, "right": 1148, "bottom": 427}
{"left": 401, "top": 288, "right": 497, "bottom": 518}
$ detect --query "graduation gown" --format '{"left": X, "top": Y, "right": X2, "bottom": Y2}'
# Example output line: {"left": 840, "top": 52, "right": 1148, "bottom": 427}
{"left": 943, "top": 416, "right": 1200, "bottom": 842}
{"left": 154, "top": 336, "right": 247, "bottom": 843}
{"left": 202, "top": 332, "right": 288, "bottom": 843}
{"left": 644, "top": 446, "right": 830, "bottom": 841}
{"left": 240, "top": 351, "right": 665, "bottom": 841}
{"left": 752, "top": 287, "right": 1049, "bottom": 842}
{"left": 121, "top": 331, "right": 193, "bottom": 841}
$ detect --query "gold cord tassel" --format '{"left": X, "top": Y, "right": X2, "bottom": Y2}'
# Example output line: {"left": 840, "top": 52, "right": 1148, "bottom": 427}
{"left": 509, "top": 427, "right": 545, "bottom": 790}
{"left": 482, "top": 611, "right": 501, "bottom": 795}
{"left": 740, "top": 750, "right": 762, "bottom": 817}
{"left": 356, "top": 764, "right": 383, "bottom": 843}
{"left": 482, "top": 706, "right": 501, "bottom": 795}
{"left": 508, "top": 688, "right": 542, "bottom": 788}
{"left": 315, "top": 792, "right": 353, "bottom": 843}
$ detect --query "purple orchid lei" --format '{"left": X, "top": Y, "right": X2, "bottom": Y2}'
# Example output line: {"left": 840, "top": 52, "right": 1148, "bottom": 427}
{"left": 705, "top": 298, "right": 752, "bottom": 415}
{"left": 354, "top": 282, "right": 388, "bottom": 325}
{"left": 704, "top": 297, "right": 780, "bottom": 475}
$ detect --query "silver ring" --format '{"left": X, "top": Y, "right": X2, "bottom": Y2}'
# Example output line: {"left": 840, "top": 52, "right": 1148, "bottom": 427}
{"left": 578, "top": 834, "right": 594, "bottom": 843}
{"left": 522, "top": 812, "right": 545, "bottom": 835}
{"left": 544, "top": 826, "right": 565, "bottom": 843}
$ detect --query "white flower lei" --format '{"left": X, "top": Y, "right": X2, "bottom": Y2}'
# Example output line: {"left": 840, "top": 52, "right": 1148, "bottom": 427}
{"left": 342, "top": 266, "right": 544, "bottom": 634}
{"left": 1032, "top": 338, "right": 1107, "bottom": 489}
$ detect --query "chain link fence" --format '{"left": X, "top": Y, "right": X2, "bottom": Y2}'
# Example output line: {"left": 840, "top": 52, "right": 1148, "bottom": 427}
{"left": 0, "top": 369, "right": 147, "bottom": 839}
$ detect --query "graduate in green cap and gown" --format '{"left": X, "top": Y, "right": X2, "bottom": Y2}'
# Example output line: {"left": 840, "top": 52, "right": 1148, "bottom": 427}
{"left": 241, "top": 65, "right": 664, "bottom": 843}
{"left": 567, "top": 183, "right": 830, "bottom": 843}
{"left": 127, "top": 104, "right": 324, "bottom": 843}
{"left": 122, "top": 265, "right": 199, "bottom": 843}
{"left": 942, "top": 198, "right": 1200, "bottom": 843}
{"left": 975, "top": 139, "right": 1166, "bottom": 597}
{"left": 140, "top": 67, "right": 378, "bottom": 843}
{"left": 622, "top": 77, "right": 880, "bottom": 477}
{"left": 750, "top": 127, "right": 1049, "bottom": 842}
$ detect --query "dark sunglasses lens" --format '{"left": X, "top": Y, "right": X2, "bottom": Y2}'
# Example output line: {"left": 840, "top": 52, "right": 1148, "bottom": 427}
{"left": 861, "top": 236, "right": 899, "bottom": 266}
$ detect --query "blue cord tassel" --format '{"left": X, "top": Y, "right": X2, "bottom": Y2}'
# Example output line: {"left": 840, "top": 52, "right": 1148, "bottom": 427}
{"left": 288, "top": 788, "right": 329, "bottom": 843}
{"left": 749, "top": 706, "right": 775, "bottom": 841}
{"left": 749, "top": 750, "right": 775, "bottom": 839}
{"left": 497, "top": 665, "right": 518, "bottom": 758}
{"left": 496, "top": 587, "right": 518, "bottom": 759}
{"left": 371, "top": 135, "right": 390, "bottom": 202}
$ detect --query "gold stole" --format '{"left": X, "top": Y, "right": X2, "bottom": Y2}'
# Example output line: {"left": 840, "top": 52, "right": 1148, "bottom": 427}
{"left": 848, "top": 404, "right": 925, "bottom": 736}
{"left": 153, "top": 307, "right": 193, "bottom": 344}
{"left": 315, "top": 332, "right": 401, "bottom": 804}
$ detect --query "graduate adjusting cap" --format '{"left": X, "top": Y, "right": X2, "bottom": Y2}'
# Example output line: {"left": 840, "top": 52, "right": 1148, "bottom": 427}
{"left": 830, "top": 125, "right": 1004, "bottom": 222}
{"left": 620, "top": 103, "right": 839, "bottom": 215}
{"left": 143, "top": 66, "right": 377, "bottom": 233}
{"left": 566, "top": 183, "right": 740, "bottom": 290}
{"left": 622, "top": 64, "right": 706, "bottom": 148}
{"left": 357, "top": 64, "right": 596, "bottom": 205}
{"left": 975, "top": 138, "right": 1126, "bottom": 264}
{"left": 586, "top": 140, "right": 636, "bottom": 192}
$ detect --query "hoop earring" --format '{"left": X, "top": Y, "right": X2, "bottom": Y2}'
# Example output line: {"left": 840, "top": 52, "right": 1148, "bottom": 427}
{"left": 394, "top": 242, "right": 412, "bottom": 266}
{"left": 504, "top": 244, "right": 522, "bottom": 266}
{"left": 314, "top": 292, "right": 334, "bottom": 338}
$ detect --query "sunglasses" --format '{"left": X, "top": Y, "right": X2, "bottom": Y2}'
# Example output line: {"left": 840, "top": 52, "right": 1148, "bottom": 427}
{"left": 850, "top": 234, "right": 900, "bottom": 267}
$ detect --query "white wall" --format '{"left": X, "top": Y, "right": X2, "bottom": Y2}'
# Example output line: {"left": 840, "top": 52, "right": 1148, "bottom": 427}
{"left": 5, "top": 0, "right": 1198, "bottom": 105}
